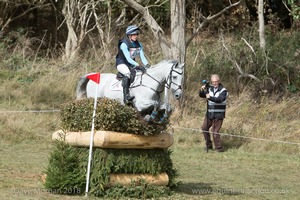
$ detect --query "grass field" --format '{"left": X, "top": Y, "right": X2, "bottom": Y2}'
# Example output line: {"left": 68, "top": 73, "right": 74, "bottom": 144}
{"left": 0, "top": 117, "right": 299, "bottom": 200}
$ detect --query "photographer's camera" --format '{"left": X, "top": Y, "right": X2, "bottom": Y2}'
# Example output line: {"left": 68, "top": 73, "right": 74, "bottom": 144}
{"left": 202, "top": 79, "right": 210, "bottom": 90}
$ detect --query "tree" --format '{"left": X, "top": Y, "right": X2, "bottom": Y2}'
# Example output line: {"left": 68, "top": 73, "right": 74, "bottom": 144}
{"left": 121, "top": 0, "right": 241, "bottom": 64}
{"left": 283, "top": 0, "right": 300, "bottom": 28}
{"left": 258, "top": 0, "right": 266, "bottom": 49}
{"left": 170, "top": 0, "right": 186, "bottom": 63}
{"left": 62, "top": 0, "right": 95, "bottom": 61}
{"left": 61, "top": 0, "right": 118, "bottom": 62}
{"left": 0, "top": 0, "right": 49, "bottom": 38}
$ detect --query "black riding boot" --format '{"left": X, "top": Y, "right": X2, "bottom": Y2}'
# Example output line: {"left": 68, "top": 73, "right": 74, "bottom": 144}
{"left": 122, "top": 76, "right": 135, "bottom": 104}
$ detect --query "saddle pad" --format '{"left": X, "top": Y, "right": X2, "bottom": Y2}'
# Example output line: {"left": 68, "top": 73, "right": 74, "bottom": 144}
{"left": 109, "top": 78, "right": 123, "bottom": 91}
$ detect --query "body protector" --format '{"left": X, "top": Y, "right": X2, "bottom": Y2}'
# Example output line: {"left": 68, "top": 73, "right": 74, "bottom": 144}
{"left": 116, "top": 38, "right": 142, "bottom": 68}
{"left": 206, "top": 84, "right": 227, "bottom": 119}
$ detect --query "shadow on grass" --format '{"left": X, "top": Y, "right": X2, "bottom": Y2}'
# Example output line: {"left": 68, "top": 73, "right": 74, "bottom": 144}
{"left": 221, "top": 127, "right": 250, "bottom": 150}
{"left": 175, "top": 182, "right": 242, "bottom": 196}
{"left": 222, "top": 136, "right": 248, "bottom": 150}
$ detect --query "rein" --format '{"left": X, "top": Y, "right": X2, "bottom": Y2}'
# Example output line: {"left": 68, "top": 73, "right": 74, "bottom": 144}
{"left": 165, "top": 62, "right": 183, "bottom": 92}
{"left": 129, "top": 72, "right": 164, "bottom": 93}
{"left": 130, "top": 62, "right": 179, "bottom": 94}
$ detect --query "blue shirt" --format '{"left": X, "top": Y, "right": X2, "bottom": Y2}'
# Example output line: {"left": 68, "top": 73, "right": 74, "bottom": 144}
{"left": 120, "top": 42, "right": 148, "bottom": 67}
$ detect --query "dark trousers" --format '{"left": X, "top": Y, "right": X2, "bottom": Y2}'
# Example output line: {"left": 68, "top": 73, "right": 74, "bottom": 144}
{"left": 201, "top": 116, "right": 223, "bottom": 149}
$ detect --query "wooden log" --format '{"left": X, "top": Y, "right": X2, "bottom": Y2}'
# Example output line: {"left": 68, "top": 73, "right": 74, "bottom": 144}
{"left": 41, "top": 173, "right": 169, "bottom": 187}
{"left": 52, "top": 130, "right": 173, "bottom": 149}
{"left": 108, "top": 173, "right": 169, "bottom": 187}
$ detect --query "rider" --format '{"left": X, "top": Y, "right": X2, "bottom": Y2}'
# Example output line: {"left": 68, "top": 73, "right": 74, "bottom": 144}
{"left": 115, "top": 25, "right": 150, "bottom": 104}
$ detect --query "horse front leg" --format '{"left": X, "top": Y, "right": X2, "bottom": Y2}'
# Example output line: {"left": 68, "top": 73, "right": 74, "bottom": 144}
{"left": 157, "top": 87, "right": 172, "bottom": 123}
{"left": 144, "top": 102, "right": 159, "bottom": 122}
{"left": 158, "top": 103, "right": 171, "bottom": 124}
{"left": 144, "top": 103, "right": 170, "bottom": 123}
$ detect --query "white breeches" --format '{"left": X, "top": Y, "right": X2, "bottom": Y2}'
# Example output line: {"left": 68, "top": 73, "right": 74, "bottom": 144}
{"left": 117, "top": 64, "right": 130, "bottom": 78}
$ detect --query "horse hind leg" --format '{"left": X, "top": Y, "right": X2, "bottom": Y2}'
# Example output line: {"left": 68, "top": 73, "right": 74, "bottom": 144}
{"left": 76, "top": 90, "right": 87, "bottom": 100}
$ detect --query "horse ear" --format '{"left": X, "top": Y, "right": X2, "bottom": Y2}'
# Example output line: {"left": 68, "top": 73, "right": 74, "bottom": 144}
{"left": 178, "top": 62, "right": 185, "bottom": 69}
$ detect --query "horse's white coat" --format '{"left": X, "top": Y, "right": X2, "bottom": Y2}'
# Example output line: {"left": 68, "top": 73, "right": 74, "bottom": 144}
{"left": 76, "top": 60, "right": 184, "bottom": 114}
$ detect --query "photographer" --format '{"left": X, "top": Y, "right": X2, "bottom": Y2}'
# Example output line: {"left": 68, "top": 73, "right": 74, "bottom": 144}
{"left": 199, "top": 74, "right": 228, "bottom": 152}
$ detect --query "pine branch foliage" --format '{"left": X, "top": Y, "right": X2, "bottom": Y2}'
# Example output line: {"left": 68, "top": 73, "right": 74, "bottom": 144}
{"left": 60, "top": 98, "right": 168, "bottom": 135}
{"left": 45, "top": 141, "right": 178, "bottom": 198}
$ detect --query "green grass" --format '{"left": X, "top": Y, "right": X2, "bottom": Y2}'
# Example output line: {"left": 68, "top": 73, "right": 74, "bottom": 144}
{"left": 170, "top": 131, "right": 300, "bottom": 200}
{"left": 0, "top": 125, "right": 299, "bottom": 200}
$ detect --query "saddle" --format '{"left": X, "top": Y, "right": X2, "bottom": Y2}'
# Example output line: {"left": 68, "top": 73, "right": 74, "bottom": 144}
{"left": 116, "top": 72, "right": 124, "bottom": 80}
{"left": 110, "top": 69, "right": 138, "bottom": 91}
{"left": 116, "top": 69, "right": 136, "bottom": 84}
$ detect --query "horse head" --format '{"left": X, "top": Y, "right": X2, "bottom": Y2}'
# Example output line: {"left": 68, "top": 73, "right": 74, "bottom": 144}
{"left": 166, "top": 61, "right": 184, "bottom": 100}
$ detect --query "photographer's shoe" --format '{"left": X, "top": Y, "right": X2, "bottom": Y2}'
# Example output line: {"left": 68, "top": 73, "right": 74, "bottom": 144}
{"left": 204, "top": 146, "right": 213, "bottom": 152}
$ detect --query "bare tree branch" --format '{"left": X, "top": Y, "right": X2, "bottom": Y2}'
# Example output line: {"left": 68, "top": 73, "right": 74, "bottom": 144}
{"left": 121, "top": 0, "right": 164, "bottom": 34}
{"left": 146, "top": 0, "right": 168, "bottom": 9}
{"left": 91, "top": 0, "right": 113, "bottom": 60}
{"left": 0, "top": 2, "right": 50, "bottom": 37}
{"left": 115, "top": 8, "right": 126, "bottom": 26}
{"left": 241, "top": 37, "right": 256, "bottom": 55}
{"left": 186, "top": 1, "right": 241, "bottom": 48}
{"left": 237, "top": 73, "right": 261, "bottom": 83}
{"left": 221, "top": 32, "right": 261, "bottom": 83}
{"left": 62, "top": 0, "right": 97, "bottom": 61}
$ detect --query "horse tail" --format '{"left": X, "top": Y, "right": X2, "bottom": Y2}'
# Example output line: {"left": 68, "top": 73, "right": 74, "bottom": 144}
{"left": 76, "top": 76, "right": 89, "bottom": 100}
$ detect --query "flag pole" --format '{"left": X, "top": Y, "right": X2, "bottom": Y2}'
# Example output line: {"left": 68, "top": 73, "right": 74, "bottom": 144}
{"left": 85, "top": 73, "right": 100, "bottom": 197}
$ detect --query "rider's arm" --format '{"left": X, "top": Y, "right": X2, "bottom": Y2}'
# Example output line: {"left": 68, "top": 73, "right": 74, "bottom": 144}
{"left": 139, "top": 43, "right": 149, "bottom": 66}
{"left": 199, "top": 88, "right": 207, "bottom": 98}
{"left": 120, "top": 43, "right": 139, "bottom": 67}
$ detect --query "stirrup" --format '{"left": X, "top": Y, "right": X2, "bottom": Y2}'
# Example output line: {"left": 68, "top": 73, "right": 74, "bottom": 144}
{"left": 126, "top": 95, "right": 135, "bottom": 101}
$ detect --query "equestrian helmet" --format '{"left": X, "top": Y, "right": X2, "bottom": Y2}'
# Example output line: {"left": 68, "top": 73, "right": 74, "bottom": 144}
{"left": 126, "top": 25, "right": 140, "bottom": 35}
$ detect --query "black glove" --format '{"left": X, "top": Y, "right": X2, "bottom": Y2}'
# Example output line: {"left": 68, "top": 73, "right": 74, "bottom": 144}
{"left": 145, "top": 64, "right": 151, "bottom": 69}
{"left": 136, "top": 65, "right": 146, "bottom": 73}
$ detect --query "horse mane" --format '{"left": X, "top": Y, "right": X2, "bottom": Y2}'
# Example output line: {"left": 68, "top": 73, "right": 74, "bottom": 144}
{"left": 151, "top": 59, "right": 177, "bottom": 69}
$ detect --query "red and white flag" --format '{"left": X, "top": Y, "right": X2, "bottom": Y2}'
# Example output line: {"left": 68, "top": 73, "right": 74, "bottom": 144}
{"left": 85, "top": 72, "right": 101, "bottom": 196}
{"left": 86, "top": 73, "right": 100, "bottom": 84}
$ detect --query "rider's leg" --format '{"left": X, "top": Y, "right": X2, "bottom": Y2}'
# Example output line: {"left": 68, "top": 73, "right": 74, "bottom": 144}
{"left": 122, "top": 76, "right": 135, "bottom": 103}
{"left": 117, "top": 64, "right": 135, "bottom": 104}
